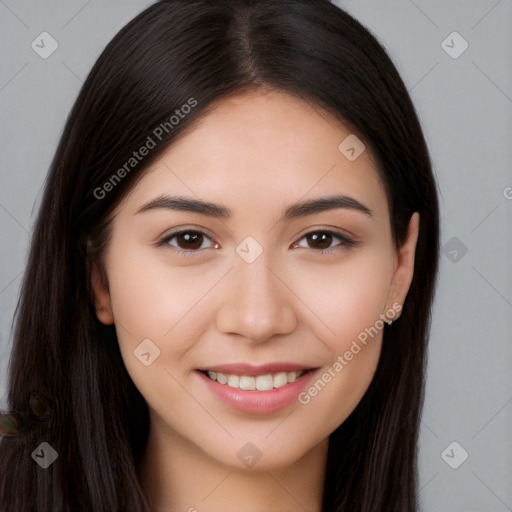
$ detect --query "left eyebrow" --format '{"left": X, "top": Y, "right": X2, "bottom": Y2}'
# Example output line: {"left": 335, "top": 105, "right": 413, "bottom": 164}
{"left": 135, "top": 195, "right": 231, "bottom": 218}
{"left": 135, "top": 194, "right": 374, "bottom": 220}
{"left": 281, "top": 195, "right": 374, "bottom": 221}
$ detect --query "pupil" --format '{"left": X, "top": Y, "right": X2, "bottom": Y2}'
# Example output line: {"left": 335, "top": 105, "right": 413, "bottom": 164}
{"left": 179, "top": 232, "right": 202, "bottom": 250}
{"left": 309, "top": 232, "right": 331, "bottom": 250}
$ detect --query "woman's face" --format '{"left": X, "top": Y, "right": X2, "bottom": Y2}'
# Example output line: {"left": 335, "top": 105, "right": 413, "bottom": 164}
{"left": 92, "top": 89, "right": 418, "bottom": 470}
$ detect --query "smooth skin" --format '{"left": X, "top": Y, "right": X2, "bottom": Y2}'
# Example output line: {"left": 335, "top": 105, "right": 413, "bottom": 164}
{"left": 91, "top": 89, "right": 419, "bottom": 512}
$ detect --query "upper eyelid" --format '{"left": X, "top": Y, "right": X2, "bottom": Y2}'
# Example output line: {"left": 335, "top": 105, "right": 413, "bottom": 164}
{"left": 160, "top": 225, "right": 214, "bottom": 239}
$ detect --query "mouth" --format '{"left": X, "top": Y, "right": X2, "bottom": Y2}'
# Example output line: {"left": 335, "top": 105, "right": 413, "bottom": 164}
{"left": 196, "top": 365, "right": 318, "bottom": 414}
{"left": 199, "top": 369, "right": 311, "bottom": 391}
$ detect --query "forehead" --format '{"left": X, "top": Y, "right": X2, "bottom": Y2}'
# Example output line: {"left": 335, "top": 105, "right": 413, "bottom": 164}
{"left": 120, "top": 89, "right": 388, "bottom": 223}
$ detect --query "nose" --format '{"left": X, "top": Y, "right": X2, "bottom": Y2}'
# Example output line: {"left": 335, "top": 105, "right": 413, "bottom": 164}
{"left": 215, "top": 253, "right": 298, "bottom": 344}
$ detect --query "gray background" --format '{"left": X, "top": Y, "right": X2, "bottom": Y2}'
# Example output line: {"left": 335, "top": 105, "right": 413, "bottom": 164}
{"left": 1, "top": 1, "right": 511, "bottom": 510}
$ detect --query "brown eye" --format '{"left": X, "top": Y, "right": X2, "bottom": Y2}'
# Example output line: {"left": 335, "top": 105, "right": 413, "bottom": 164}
{"left": 294, "top": 230, "right": 356, "bottom": 252}
{"left": 174, "top": 232, "right": 205, "bottom": 250}
{"left": 306, "top": 232, "right": 334, "bottom": 250}
{"left": 161, "top": 230, "right": 216, "bottom": 253}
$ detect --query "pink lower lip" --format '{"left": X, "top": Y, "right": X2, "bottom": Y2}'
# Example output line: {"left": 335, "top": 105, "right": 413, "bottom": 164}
{"left": 197, "top": 369, "right": 317, "bottom": 414}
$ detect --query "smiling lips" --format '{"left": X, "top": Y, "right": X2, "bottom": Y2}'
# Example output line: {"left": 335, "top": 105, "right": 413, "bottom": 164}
{"left": 198, "top": 362, "right": 313, "bottom": 391}
{"left": 205, "top": 369, "right": 306, "bottom": 391}
{"left": 198, "top": 364, "right": 317, "bottom": 414}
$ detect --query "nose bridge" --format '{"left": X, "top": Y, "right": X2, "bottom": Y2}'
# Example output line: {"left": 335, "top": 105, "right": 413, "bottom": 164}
{"left": 236, "top": 251, "right": 278, "bottom": 304}
{"left": 215, "top": 244, "right": 297, "bottom": 342}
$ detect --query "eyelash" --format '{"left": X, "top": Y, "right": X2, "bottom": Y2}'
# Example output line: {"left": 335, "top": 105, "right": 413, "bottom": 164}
{"left": 156, "top": 229, "right": 357, "bottom": 258}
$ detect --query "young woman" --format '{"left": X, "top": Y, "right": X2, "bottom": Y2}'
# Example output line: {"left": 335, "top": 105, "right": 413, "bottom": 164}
{"left": 0, "top": 0, "right": 440, "bottom": 510}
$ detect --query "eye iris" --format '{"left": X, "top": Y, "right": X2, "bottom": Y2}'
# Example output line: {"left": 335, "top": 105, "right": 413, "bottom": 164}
{"left": 177, "top": 232, "right": 203, "bottom": 250}
{"left": 308, "top": 232, "right": 332, "bottom": 250}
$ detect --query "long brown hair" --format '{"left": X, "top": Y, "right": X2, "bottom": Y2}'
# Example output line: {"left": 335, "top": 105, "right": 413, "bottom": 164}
{"left": 0, "top": 1, "right": 439, "bottom": 510}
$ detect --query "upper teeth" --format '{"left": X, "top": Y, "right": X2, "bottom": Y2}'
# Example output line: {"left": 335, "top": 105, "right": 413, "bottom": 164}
{"left": 206, "top": 370, "right": 304, "bottom": 391}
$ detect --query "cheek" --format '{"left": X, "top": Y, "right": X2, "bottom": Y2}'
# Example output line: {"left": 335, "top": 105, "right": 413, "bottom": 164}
{"left": 291, "top": 249, "right": 392, "bottom": 430}
{"left": 291, "top": 248, "right": 394, "bottom": 345}
{"left": 298, "top": 339, "right": 382, "bottom": 442}
{"left": 105, "top": 250, "right": 213, "bottom": 420}
{"left": 107, "top": 247, "right": 207, "bottom": 347}
{"left": 104, "top": 246, "right": 216, "bottom": 404}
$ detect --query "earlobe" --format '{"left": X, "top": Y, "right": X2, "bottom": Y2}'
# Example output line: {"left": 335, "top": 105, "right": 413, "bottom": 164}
{"left": 385, "top": 212, "right": 420, "bottom": 317}
{"left": 90, "top": 261, "right": 115, "bottom": 325}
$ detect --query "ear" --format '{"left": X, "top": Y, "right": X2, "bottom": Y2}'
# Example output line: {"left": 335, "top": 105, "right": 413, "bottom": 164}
{"left": 385, "top": 212, "right": 420, "bottom": 317}
{"left": 90, "top": 260, "right": 115, "bottom": 325}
